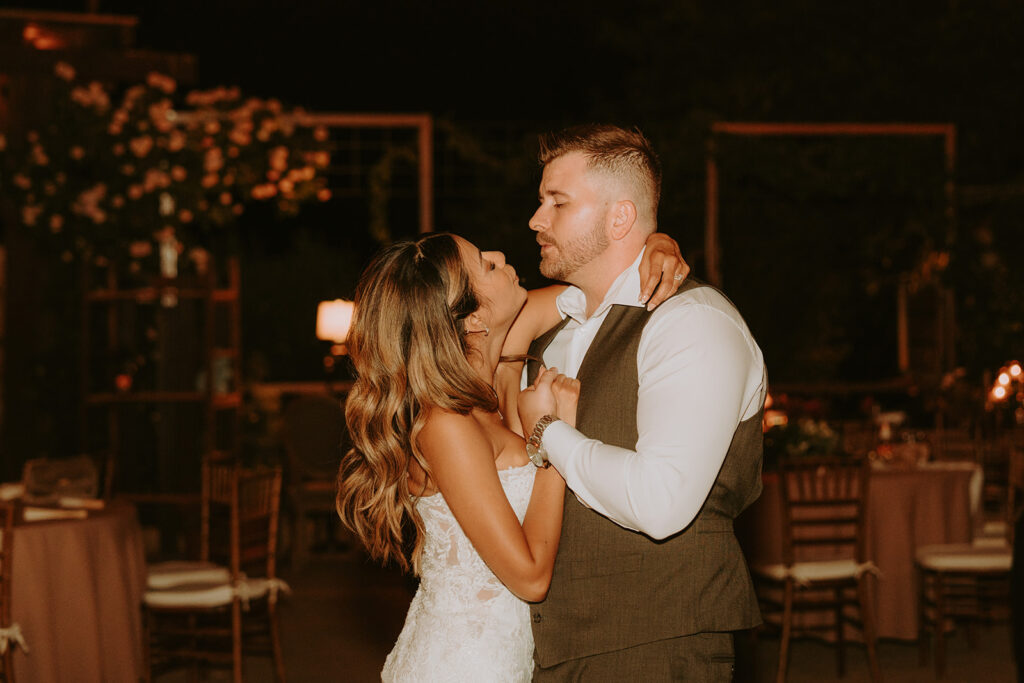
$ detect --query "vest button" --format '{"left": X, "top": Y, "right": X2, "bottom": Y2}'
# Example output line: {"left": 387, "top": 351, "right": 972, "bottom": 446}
{"left": 533, "top": 613, "right": 542, "bottom": 623}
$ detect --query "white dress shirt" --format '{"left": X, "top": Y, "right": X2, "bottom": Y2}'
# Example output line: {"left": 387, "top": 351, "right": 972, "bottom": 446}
{"left": 527, "top": 249, "right": 767, "bottom": 540}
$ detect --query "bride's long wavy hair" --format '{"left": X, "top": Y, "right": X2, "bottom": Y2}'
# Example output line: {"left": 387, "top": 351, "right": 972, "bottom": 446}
{"left": 336, "top": 233, "right": 498, "bottom": 574}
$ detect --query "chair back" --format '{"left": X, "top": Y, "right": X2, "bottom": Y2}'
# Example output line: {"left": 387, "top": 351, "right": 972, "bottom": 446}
{"left": 778, "top": 456, "right": 870, "bottom": 566}
{"left": 200, "top": 459, "right": 282, "bottom": 582}
{"left": 282, "top": 395, "right": 346, "bottom": 482}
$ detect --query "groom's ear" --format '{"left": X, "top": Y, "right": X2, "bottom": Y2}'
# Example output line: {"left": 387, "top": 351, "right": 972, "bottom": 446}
{"left": 608, "top": 199, "right": 637, "bottom": 240}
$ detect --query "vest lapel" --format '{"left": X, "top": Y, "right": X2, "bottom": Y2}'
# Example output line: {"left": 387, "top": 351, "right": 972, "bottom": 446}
{"left": 526, "top": 317, "right": 570, "bottom": 385}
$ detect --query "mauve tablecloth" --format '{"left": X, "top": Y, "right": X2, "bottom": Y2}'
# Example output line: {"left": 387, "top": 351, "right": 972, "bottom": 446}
{"left": 738, "top": 462, "right": 979, "bottom": 640}
{"left": 12, "top": 499, "right": 146, "bottom": 683}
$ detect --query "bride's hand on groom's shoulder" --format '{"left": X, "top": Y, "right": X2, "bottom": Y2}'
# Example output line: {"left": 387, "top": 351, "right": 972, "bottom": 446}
{"left": 640, "top": 232, "right": 690, "bottom": 311}
{"left": 518, "top": 367, "right": 580, "bottom": 434}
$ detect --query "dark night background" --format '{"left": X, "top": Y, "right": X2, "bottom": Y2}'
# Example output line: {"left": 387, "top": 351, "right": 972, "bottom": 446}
{"left": 3, "top": 0, "right": 1023, "bottom": 466}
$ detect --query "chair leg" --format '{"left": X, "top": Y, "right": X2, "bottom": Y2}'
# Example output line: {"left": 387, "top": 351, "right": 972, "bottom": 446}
{"left": 918, "top": 568, "right": 930, "bottom": 668}
{"left": 233, "top": 599, "right": 244, "bottom": 683}
{"left": 856, "top": 576, "right": 881, "bottom": 683}
{"left": 2, "top": 648, "right": 13, "bottom": 683}
{"left": 141, "top": 607, "right": 153, "bottom": 683}
{"left": 935, "top": 572, "right": 947, "bottom": 679}
{"left": 966, "top": 575, "right": 980, "bottom": 649}
{"left": 835, "top": 587, "right": 845, "bottom": 677}
{"left": 270, "top": 602, "right": 287, "bottom": 683}
{"left": 776, "top": 580, "right": 794, "bottom": 683}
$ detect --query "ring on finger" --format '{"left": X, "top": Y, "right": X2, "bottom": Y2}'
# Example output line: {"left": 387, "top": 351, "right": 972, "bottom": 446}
{"left": 673, "top": 273, "right": 684, "bottom": 281}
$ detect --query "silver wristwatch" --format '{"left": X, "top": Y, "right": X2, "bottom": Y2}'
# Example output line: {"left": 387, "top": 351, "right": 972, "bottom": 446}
{"left": 526, "top": 414, "right": 558, "bottom": 468}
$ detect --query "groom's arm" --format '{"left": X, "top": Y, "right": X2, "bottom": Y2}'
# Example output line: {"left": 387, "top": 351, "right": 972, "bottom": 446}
{"left": 540, "top": 291, "right": 766, "bottom": 540}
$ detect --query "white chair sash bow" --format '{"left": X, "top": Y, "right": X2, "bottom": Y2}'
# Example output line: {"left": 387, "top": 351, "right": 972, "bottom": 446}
{"left": 0, "top": 623, "right": 29, "bottom": 655}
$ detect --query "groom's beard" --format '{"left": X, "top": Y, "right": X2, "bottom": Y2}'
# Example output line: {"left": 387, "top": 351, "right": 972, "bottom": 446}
{"left": 538, "top": 220, "right": 609, "bottom": 282}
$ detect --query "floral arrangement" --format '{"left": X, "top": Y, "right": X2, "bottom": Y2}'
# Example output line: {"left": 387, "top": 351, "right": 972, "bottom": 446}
{"left": 763, "top": 417, "right": 841, "bottom": 469}
{"left": 0, "top": 62, "right": 331, "bottom": 275}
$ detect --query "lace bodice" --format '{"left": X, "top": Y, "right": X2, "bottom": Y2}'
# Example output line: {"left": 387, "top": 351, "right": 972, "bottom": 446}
{"left": 381, "top": 464, "right": 537, "bottom": 682}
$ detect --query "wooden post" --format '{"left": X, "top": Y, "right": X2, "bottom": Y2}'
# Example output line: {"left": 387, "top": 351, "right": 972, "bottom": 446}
{"left": 705, "top": 136, "right": 720, "bottom": 286}
{"left": 897, "top": 277, "right": 909, "bottom": 374}
{"left": 418, "top": 115, "right": 434, "bottom": 233}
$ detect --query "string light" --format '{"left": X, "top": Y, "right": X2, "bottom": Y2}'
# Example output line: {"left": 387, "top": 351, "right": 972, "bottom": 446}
{"left": 987, "top": 361, "right": 1024, "bottom": 426}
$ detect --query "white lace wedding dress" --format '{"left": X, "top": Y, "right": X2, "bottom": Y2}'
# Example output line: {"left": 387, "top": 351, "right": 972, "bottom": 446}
{"left": 381, "top": 463, "right": 537, "bottom": 682}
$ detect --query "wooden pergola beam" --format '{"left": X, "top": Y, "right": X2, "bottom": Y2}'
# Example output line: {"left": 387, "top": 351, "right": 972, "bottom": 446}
{"left": 705, "top": 121, "right": 958, "bottom": 375}
{"left": 710, "top": 122, "right": 955, "bottom": 137}
{"left": 297, "top": 112, "right": 434, "bottom": 235}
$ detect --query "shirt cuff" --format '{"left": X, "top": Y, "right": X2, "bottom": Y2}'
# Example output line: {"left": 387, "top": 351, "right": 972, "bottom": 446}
{"left": 542, "top": 420, "right": 585, "bottom": 471}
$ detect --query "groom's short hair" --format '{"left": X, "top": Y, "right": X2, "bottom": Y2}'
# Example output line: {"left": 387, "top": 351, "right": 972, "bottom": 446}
{"left": 538, "top": 124, "right": 661, "bottom": 218}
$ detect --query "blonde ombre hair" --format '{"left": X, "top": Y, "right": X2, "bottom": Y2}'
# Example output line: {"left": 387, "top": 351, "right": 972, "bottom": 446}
{"left": 336, "top": 233, "right": 498, "bottom": 573}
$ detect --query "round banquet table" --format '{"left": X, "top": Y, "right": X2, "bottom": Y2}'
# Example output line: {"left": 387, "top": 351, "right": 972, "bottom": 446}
{"left": 11, "top": 499, "right": 146, "bottom": 683}
{"left": 737, "top": 461, "right": 980, "bottom": 641}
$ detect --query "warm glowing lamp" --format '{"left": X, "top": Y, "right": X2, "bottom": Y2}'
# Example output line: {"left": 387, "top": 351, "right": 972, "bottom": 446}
{"left": 998, "top": 372, "right": 1011, "bottom": 386}
{"left": 993, "top": 385, "right": 1008, "bottom": 401}
{"left": 316, "top": 300, "right": 353, "bottom": 344}
{"left": 316, "top": 299, "right": 354, "bottom": 384}
{"left": 1010, "top": 362, "right": 1022, "bottom": 378}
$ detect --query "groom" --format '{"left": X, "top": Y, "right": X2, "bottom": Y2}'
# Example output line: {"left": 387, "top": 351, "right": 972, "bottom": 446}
{"left": 518, "top": 125, "right": 767, "bottom": 681}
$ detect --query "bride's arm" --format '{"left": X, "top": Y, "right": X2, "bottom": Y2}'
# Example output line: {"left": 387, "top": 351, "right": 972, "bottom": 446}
{"left": 418, "top": 411, "right": 564, "bottom": 602}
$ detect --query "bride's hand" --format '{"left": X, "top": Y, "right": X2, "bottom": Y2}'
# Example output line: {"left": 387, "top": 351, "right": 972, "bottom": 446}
{"left": 550, "top": 373, "right": 580, "bottom": 429}
{"left": 519, "top": 367, "right": 580, "bottom": 435}
{"left": 640, "top": 232, "right": 689, "bottom": 310}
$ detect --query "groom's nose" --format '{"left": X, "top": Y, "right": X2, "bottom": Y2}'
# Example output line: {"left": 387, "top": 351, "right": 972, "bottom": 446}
{"left": 529, "top": 206, "right": 546, "bottom": 233}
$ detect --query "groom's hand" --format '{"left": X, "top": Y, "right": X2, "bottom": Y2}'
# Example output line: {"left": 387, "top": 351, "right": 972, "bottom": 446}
{"left": 518, "top": 366, "right": 559, "bottom": 437}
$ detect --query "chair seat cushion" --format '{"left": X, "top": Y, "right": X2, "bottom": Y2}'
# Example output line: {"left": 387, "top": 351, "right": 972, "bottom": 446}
{"left": 753, "top": 559, "right": 877, "bottom": 584}
{"left": 978, "top": 520, "right": 1008, "bottom": 540}
{"left": 147, "top": 561, "right": 231, "bottom": 590}
{"left": 144, "top": 576, "right": 277, "bottom": 609}
{"left": 915, "top": 543, "right": 1012, "bottom": 571}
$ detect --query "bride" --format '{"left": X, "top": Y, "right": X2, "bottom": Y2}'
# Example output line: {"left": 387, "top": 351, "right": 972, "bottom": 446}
{"left": 336, "top": 232, "right": 685, "bottom": 681}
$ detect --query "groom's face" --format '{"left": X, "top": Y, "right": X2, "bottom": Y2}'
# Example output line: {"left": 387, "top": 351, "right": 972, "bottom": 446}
{"left": 529, "top": 152, "right": 610, "bottom": 283}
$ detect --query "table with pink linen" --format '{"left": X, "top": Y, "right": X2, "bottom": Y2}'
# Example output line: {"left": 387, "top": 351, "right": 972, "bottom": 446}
{"left": 11, "top": 499, "right": 146, "bottom": 683}
{"left": 738, "top": 461, "right": 979, "bottom": 640}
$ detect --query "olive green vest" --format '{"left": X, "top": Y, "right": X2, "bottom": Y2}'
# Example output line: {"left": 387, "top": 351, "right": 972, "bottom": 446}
{"left": 526, "top": 280, "right": 764, "bottom": 667}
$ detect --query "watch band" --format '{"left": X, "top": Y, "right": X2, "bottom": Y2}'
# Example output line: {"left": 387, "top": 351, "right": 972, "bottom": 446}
{"left": 526, "top": 414, "right": 558, "bottom": 468}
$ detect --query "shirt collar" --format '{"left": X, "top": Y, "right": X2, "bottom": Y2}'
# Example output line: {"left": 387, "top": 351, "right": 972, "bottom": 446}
{"left": 555, "top": 248, "right": 646, "bottom": 324}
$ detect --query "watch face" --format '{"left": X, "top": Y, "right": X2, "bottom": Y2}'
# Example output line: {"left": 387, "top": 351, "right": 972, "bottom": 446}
{"left": 526, "top": 443, "right": 545, "bottom": 467}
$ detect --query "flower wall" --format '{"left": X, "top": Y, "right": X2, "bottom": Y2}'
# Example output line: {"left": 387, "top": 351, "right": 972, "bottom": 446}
{"left": 0, "top": 62, "right": 331, "bottom": 275}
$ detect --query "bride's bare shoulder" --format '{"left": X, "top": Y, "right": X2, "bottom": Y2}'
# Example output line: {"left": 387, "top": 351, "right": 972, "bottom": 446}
{"left": 418, "top": 408, "right": 490, "bottom": 457}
